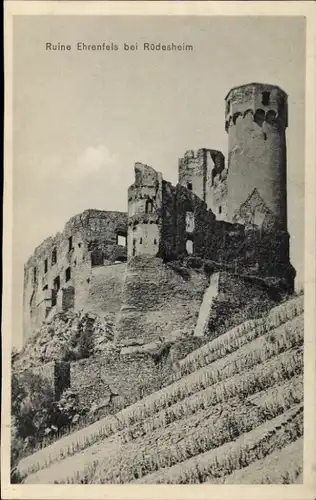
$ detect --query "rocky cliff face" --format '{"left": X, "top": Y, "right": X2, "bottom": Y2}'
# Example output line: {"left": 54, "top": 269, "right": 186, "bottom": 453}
{"left": 14, "top": 309, "right": 116, "bottom": 373}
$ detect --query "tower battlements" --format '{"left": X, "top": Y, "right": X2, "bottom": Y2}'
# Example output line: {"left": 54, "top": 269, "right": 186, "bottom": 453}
{"left": 225, "top": 83, "right": 288, "bottom": 132}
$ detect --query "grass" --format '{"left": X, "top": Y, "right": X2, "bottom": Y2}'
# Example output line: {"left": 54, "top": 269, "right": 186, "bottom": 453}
{"left": 17, "top": 297, "right": 304, "bottom": 485}
{"left": 90, "top": 375, "right": 303, "bottom": 484}
{"left": 18, "top": 313, "right": 303, "bottom": 478}
{"left": 176, "top": 295, "right": 303, "bottom": 379}
{"left": 222, "top": 438, "right": 303, "bottom": 484}
{"left": 24, "top": 348, "right": 302, "bottom": 484}
{"left": 135, "top": 404, "right": 303, "bottom": 484}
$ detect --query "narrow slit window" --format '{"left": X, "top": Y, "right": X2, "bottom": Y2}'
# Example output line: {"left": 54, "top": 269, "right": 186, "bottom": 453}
{"left": 33, "top": 267, "right": 37, "bottom": 282}
{"left": 53, "top": 275, "right": 60, "bottom": 292}
{"left": 187, "top": 182, "right": 193, "bottom": 191}
{"left": 218, "top": 206, "right": 222, "bottom": 214}
{"left": 65, "top": 267, "right": 71, "bottom": 282}
{"left": 68, "top": 236, "right": 73, "bottom": 252}
{"left": 140, "top": 237, "right": 143, "bottom": 244}
{"left": 52, "top": 247, "right": 57, "bottom": 266}
{"left": 44, "top": 258, "right": 48, "bottom": 273}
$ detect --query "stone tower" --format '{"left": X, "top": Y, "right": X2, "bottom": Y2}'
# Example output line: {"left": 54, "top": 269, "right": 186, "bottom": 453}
{"left": 127, "top": 163, "right": 163, "bottom": 257}
{"left": 178, "top": 149, "right": 227, "bottom": 219}
{"left": 225, "top": 83, "right": 288, "bottom": 230}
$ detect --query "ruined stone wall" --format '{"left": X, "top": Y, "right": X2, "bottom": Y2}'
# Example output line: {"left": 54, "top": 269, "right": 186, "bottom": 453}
{"left": 206, "top": 272, "right": 282, "bottom": 338}
{"left": 178, "top": 149, "right": 206, "bottom": 201}
{"left": 207, "top": 169, "right": 228, "bottom": 220}
{"left": 204, "top": 220, "right": 295, "bottom": 290}
{"left": 175, "top": 184, "right": 214, "bottom": 257}
{"left": 225, "top": 83, "right": 288, "bottom": 230}
{"left": 115, "top": 256, "right": 208, "bottom": 344}
{"left": 27, "top": 360, "right": 71, "bottom": 400}
{"left": 23, "top": 210, "right": 127, "bottom": 342}
{"left": 70, "top": 352, "right": 160, "bottom": 408}
{"left": 128, "top": 163, "right": 163, "bottom": 257}
{"left": 160, "top": 181, "right": 177, "bottom": 258}
{"left": 84, "top": 263, "right": 126, "bottom": 316}
{"left": 178, "top": 149, "right": 226, "bottom": 216}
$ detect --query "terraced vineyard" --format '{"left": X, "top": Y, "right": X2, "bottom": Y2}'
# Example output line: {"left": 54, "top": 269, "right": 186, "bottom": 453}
{"left": 17, "top": 295, "right": 304, "bottom": 484}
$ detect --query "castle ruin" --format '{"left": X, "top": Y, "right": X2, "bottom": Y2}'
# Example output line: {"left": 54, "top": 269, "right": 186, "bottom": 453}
{"left": 23, "top": 83, "right": 296, "bottom": 343}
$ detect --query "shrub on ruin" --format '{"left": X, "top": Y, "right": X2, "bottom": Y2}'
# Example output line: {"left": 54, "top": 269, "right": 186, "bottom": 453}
{"left": 185, "top": 256, "right": 204, "bottom": 269}
{"left": 11, "top": 371, "right": 56, "bottom": 441}
{"left": 54, "top": 388, "right": 89, "bottom": 428}
{"left": 11, "top": 371, "right": 89, "bottom": 463}
{"left": 166, "top": 261, "right": 190, "bottom": 281}
{"left": 78, "top": 330, "right": 94, "bottom": 359}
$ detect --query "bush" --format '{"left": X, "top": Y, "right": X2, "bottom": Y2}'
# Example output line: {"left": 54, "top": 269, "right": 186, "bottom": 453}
{"left": 167, "top": 261, "right": 190, "bottom": 281}
{"left": 54, "top": 388, "right": 89, "bottom": 429}
{"left": 11, "top": 371, "right": 88, "bottom": 464}
{"left": 11, "top": 371, "right": 56, "bottom": 442}
{"left": 185, "top": 257, "right": 204, "bottom": 269}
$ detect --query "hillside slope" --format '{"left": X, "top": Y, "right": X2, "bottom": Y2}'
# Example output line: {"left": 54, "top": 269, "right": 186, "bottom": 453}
{"left": 14, "top": 310, "right": 116, "bottom": 372}
{"left": 17, "top": 295, "right": 304, "bottom": 484}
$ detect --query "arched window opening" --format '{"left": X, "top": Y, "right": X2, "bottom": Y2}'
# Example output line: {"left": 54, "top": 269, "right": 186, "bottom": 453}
{"left": 186, "top": 239, "right": 193, "bottom": 255}
{"left": 145, "top": 199, "right": 154, "bottom": 214}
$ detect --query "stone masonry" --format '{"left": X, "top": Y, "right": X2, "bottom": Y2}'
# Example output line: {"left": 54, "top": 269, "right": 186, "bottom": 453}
{"left": 23, "top": 82, "right": 296, "bottom": 345}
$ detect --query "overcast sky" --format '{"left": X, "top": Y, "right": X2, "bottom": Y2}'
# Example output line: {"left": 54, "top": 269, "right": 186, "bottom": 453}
{"left": 12, "top": 15, "right": 306, "bottom": 347}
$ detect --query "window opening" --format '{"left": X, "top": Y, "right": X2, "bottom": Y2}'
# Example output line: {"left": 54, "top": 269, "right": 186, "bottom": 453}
{"left": 262, "top": 91, "right": 270, "bottom": 106}
{"left": 44, "top": 259, "right": 48, "bottom": 273}
{"left": 52, "top": 248, "right": 57, "bottom": 266}
{"left": 65, "top": 267, "right": 71, "bottom": 282}
{"left": 68, "top": 236, "right": 73, "bottom": 252}
{"left": 186, "top": 240, "right": 193, "bottom": 255}
{"left": 185, "top": 211, "right": 195, "bottom": 233}
{"left": 53, "top": 276, "right": 60, "bottom": 292}
{"left": 145, "top": 199, "right": 154, "bottom": 214}
{"left": 187, "top": 182, "right": 193, "bottom": 191}
{"left": 117, "top": 234, "right": 127, "bottom": 246}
